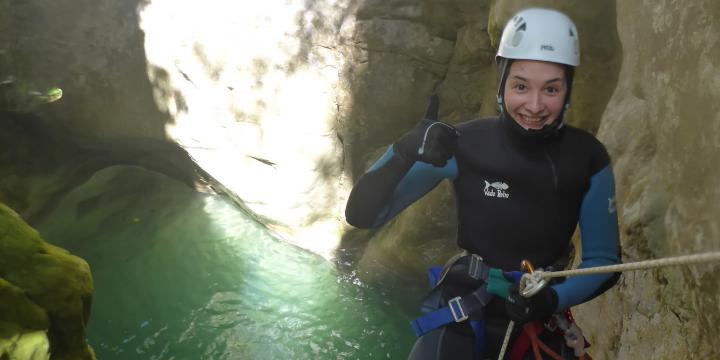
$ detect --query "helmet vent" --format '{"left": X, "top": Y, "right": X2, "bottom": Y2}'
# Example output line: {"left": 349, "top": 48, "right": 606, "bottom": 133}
{"left": 512, "top": 32, "right": 524, "bottom": 46}
{"left": 511, "top": 21, "right": 527, "bottom": 47}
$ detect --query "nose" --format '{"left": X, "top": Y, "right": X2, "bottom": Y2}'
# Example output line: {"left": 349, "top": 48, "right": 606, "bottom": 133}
{"left": 525, "top": 91, "right": 543, "bottom": 114}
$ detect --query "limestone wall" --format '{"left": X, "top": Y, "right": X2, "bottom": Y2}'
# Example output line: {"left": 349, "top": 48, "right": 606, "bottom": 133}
{"left": 0, "top": 0, "right": 170, "bottom": 138}
{"left": 576, "top": 1, "right": 720, "bottom": 358}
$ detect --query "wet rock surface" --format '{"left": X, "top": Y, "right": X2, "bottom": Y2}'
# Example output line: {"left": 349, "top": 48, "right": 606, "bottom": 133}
{"left": 0, "top": 203, "right": 93, "bottom": 359}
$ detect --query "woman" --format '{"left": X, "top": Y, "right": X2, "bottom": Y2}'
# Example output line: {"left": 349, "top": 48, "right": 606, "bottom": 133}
{"left": 345, "top": 8, "right": 620, "bottom": 359}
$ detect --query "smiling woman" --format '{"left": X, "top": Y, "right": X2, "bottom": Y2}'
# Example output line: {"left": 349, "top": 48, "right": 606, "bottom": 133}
{"left": 503, "top": 60, "right": 567, "bottom": 130}
{"left": 344, "top": 7, "right": 621, "bottom": 359}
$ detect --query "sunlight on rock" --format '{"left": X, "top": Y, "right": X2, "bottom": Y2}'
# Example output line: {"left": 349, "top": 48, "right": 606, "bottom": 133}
{"left": 0, "top": 331, "right": 50, "bottom": 360}
{"left": 139, "top": 0, "right": 352, "bottom": 258}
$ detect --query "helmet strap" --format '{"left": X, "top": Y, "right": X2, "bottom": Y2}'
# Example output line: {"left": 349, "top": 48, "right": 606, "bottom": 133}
{"left": 495, "top": 57, "right": 513, "bottom": 116}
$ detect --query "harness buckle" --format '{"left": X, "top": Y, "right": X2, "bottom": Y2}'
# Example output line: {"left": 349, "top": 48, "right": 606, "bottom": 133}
{"left": 468, "top": 254, "right": 484, "bottom": 280}
{"left": 448, "top": 296, "right": 468, "bottom": 322}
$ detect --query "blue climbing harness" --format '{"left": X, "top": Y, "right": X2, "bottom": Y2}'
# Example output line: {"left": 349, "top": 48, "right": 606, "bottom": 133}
{"left": 410, "top": 253, "right": 522, "bottom": 356}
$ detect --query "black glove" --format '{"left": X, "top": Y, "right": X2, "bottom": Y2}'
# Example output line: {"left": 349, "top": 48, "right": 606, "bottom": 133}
{"left": 394, "top": 94, "right": 460, "bottom": 167}
{"left": 504, "top": 284, "right": 558, "bottom": 324}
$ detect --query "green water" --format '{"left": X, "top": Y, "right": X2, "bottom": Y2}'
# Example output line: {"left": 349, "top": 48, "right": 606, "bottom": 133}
{"left": 37, "top": 166, "right": 426, "bottom": 359}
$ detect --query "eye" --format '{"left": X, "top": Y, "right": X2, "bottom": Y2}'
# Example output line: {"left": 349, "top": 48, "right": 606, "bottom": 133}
{"left": 545, "top": 86, "right": 560, "bottom": 94}
{"left": 513, "top": 83, "right": 527, "bottom": 91}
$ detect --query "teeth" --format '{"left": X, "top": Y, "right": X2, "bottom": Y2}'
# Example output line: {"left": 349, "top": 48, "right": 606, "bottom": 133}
{"left": 522, "top": 115, "right": 544, "bottom": 123}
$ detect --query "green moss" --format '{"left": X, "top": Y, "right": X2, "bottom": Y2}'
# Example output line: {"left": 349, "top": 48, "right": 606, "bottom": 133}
{"left": 0, "top": 331, "right": 49, "bottom": 360}
{"left": 0, "top": 278, "right": 49, "bottom": 338}
{"left": 0, "top": 203, "right": 95, "bottom": 359}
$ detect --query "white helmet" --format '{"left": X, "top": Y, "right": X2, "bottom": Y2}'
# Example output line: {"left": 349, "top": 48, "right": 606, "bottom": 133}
{"left": 496, "top": 8, "right": 580, "bottom": 66}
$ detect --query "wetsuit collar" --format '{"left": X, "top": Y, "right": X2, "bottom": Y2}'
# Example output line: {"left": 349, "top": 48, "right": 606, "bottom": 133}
{"left": 500, "top": 112, "right": 562, "bottom": 148}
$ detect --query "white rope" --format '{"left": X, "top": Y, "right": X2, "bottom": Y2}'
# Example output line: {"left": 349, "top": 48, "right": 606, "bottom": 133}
{"left": 498, "top": 320, "right": 514, "bottom": 360}
{"left": 498, "top": 251, "right": 720, "bottom": 359}
{"left": 541, "top": 251, "right": 720, "bottom": 279}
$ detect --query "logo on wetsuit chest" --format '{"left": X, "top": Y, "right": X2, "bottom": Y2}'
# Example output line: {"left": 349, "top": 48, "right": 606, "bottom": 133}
{"left": 483, "top": 180, "right": 511, "bottom": 199}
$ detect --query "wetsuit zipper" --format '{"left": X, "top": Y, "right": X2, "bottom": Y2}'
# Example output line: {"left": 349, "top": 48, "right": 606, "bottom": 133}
{"left": 543, "top": 149, "right": 558, "bottom": 192}
{"left": 544, "top": 148, "right": 562, "bottom": 252}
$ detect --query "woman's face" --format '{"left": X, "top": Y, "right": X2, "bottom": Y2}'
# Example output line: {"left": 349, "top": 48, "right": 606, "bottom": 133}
{"left": 503, "top": 60, "right": 567, "bottom": 130}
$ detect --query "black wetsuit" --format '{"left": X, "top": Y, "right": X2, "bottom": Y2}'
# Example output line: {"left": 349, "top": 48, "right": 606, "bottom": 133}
{"left": 345, "top": 115, "right": 620, "bottom": 359}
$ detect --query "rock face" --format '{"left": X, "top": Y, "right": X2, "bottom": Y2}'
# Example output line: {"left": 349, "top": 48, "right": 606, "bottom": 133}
{"left": 0, "top": 112, "right": 209, "bottom": 223}
{"left": 575, "top": 1, "right": 720, "bottom": 358}
{"left": 0, "top": 0, "right": 170, "bottom": 138}
{"left": 0, "top": 331, "right": 50, "bottom": 360}
{"left": 0, "top": 203, "right": 94, "bottom": 359}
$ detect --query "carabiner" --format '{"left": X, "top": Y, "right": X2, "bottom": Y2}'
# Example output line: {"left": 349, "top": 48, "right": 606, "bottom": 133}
{"left": 519, "top": 259, "right": 549, "bottom": 298}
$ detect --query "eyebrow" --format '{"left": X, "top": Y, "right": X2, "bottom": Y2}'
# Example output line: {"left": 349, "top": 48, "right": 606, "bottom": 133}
{"left": 511, "top": 75, "right": 564, "bottom": 84}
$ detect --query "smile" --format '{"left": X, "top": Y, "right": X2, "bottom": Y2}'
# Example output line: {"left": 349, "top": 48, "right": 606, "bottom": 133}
{"left": 520, "top": 114, "right": 548, "bottom": 124}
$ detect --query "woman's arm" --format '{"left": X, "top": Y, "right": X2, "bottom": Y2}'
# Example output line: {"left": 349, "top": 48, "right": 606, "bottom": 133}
{"left": 345, "top": 145, "right": 457, "bottom": 229}
{"left": 552, "top": 164, "right": 621, "bottom": 310}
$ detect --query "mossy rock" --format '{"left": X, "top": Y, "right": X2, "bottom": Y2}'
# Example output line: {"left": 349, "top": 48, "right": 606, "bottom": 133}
{"left": 0, "top": 278, "right": 49, "bottom": 338}
{"left": 0, "top": 331, "right": 50, "bottom": 360}
{"left": 0, "top": 203, "right": 95, "bottom": 360}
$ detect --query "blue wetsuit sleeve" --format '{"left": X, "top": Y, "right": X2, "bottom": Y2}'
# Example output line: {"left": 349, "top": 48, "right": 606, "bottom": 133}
{"left": 552, "top": 165, "right": 621, "bottom": 310}
{"left": 373, "top": 147, "right": 457, "bottom": 225}
{"left": 345, "top": 145, "right": 457, "bottom": 228}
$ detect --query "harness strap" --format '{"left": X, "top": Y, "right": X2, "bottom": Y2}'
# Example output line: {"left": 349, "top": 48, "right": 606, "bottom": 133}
{"left": 420, "top": 254, "right": 488, "bottom": 314}
{"left": 410, "top": 284, "right": 494, "bottom": 337}
{"left": 421, "top": 266, "right": 445, "bottom": 313}
{"left": 411, "top": 254, "right": 493, "bottom": 337}
{"left": 469, "top": 319, "right": 485, "bottom": 358}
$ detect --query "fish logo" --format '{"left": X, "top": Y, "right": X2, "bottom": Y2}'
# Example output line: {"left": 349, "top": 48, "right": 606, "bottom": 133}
{"left": 484, "top": 180, "right": 511, "bottom": 199}
{"left": 484, "top": 181, "right": 509, "bottom": 191}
